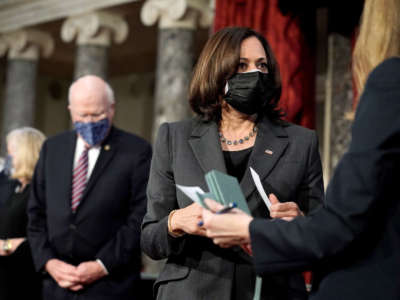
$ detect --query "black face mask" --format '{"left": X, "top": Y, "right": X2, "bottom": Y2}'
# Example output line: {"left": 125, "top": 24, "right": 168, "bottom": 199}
{"left": 224, "top": 71, "right": 276, "bottom": 115}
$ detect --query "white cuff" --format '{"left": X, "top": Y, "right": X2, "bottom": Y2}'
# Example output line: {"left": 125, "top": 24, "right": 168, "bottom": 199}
{"left": 96, "top": 259, "right": 109, "bottom": 275}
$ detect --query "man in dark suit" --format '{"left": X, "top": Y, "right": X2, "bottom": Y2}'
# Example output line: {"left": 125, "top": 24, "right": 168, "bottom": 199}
{"left": 27, "top": 75, "right": 152, "bottom": 300}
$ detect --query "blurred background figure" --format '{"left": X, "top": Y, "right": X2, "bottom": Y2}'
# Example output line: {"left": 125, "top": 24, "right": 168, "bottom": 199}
{"left": 27, "top": 75, "right": 152, "bottom": 300}
{"left": 0, "top": 127, "right": 46, "bottom": 300}
{"left": 0, "top": 156, "right": 19, "bottom": 207}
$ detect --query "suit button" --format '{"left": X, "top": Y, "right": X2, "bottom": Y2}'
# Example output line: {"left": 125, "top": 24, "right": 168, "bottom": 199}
{"left": 69, "top": 224, "right": 77, "bottom": 230}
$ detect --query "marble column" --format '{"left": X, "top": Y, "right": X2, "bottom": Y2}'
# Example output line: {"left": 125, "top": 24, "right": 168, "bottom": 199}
{"left": 61, "top": 11, "right": 128, "bottom": 80}
{"left": 0, "top": 29, "right": 54, "bottom": 154}
{"left": 141, "top": 0, "right": 213, "bottom": 141}
{"left": 323, "top": 33, "right": 353, "bottom": 181}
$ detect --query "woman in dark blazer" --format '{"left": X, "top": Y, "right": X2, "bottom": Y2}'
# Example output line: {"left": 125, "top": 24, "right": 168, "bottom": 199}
{"left": 201, "top": 1, "right": 400, "bottom": 299}
{"left": 0, "top": 127, "right": 45, "bottom": 300}
{"left": 141, "top": 27, "right": 324, "bottom": 300}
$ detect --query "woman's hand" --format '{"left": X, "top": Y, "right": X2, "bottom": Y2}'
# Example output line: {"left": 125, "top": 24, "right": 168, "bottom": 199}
{"left": 169, "top": 203, "right": 207, "bottom": 236}
{"left": 202, "top": 199, "right": 253, "bottom": 248}
{"left": 269, "top": 193, "right": 304, "bottom": 221}
{"left": 0, "top": 238, "right": 26, "bottom": 256}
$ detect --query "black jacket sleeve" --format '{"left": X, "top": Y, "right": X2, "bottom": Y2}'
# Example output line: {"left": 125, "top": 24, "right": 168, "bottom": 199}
{"left": 250, "top": 57, "right": 400, "bottom": 275}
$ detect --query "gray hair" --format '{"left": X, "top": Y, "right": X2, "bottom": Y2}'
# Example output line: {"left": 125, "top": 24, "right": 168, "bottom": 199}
{"left": 68, "top": 78, "right": 115, "bottom": 105}
{"left": 104, "top": 83, "right": 115, "bottom": 104}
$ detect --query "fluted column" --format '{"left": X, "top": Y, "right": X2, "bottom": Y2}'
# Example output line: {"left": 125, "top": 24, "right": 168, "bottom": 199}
{"left": 141, "top": 0, "right": 213, "bottom": 140}
{"left": 61, "top": 11, "right": 128, "bottom": 80}
{"left": 323, "top": 34, "right": 353, "bottom": 181}
{"left": 0, "top": 29, "right": 54, "bottom": 153}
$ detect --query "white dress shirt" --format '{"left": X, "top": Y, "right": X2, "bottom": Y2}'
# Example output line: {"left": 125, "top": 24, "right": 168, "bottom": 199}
{"left": 73, "top": 136, "right": 101, "bottom": 178}
{"left": 72, "top": 135, "right": 108, "bottom": 275}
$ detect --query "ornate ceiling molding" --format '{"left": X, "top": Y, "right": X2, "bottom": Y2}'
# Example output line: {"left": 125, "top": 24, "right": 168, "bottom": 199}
{"left": 0, "top": 29, "right": 54, "bottom": 60}
{"left": 140, "top": 0, "right": 213, "bottom": 29}
{"left": 0, "top": 0, "right": 138, "bottom": 33}
{"left": 61, "top": 11, "right": 128, "bottom": 46}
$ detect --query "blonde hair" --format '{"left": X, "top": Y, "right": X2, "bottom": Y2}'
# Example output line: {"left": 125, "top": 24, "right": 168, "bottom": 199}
{"left": 6, "top": 127, "right": 46, "bottom": 183}
{"left": 353, "top": 0, "right": 400, "bottom": 95}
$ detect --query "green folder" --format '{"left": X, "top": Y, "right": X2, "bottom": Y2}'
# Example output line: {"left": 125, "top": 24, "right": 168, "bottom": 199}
{"left": 204, "top": 169, "right": 251, "bottom": 215}
{"left": 196, "top": 192, "right": 215, "bottom": 209}
{"left": 197, "top": 169, "right": 259, "bottom": 299}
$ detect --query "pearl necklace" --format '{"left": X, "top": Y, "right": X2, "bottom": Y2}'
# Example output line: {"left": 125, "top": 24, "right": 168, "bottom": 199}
{"left": 219, "top": 126, "right": 258, "bottom": 145}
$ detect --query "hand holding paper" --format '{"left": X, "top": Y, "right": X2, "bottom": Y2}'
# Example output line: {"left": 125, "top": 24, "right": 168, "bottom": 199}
{"left": 269, "top": 193, "right": 304, "bottom": 221}
{"left": 249, "top": 167, "right": 303, "bottom": 220}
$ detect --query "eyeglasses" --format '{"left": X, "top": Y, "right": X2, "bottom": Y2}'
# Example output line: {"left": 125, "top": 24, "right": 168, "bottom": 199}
{"left": 72, "top": 111, "right": 107, "bottom": 122}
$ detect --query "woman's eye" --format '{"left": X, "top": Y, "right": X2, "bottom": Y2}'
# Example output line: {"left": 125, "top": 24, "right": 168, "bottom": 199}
{"left": 238, "top": 63, "right": 247, "bottom": 71}
{"left": 258, "top": 63, "right": 268, "bottom": 72}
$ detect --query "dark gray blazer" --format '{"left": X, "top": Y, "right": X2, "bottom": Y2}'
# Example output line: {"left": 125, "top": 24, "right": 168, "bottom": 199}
{"left": 141, "top": 117, "right": 324, "bottom": 300}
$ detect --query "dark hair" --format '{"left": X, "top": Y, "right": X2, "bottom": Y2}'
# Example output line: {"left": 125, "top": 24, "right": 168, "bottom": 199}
{"left": 189, "top": 27, "right": 283, "bottom": 122}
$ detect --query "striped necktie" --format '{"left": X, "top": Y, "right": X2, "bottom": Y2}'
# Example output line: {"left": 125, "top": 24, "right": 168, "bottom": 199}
{"left": 71, "top": 146, "right": 89, "bottom": 212}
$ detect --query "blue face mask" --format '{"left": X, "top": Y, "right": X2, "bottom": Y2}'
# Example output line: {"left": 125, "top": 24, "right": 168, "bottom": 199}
{"left": 3, "top": 155, "right": 13, "bottom": 176}
{"left": 74, "top": 118, "right": 110, "bottom": 146}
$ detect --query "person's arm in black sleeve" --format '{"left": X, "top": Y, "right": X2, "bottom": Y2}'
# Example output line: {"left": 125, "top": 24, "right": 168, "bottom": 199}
{"left": 250, "top": 58, "right": 400, "bottom": 275}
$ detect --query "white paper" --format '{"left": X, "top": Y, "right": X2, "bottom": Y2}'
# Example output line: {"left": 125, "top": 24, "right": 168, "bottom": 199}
{"left": 250, "top": 167, "right": 271, "bottom": 210}
{"left": 176, "top": 184, "right": 205, "bottom": 205}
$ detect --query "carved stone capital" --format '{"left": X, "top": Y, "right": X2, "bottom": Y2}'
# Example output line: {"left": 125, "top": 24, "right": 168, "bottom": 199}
{"left": 141, "top": 0, "right": 213, "bottom": 29}
{"left": 61, "top": 11, "right": 128, "bottom": 46}
{"left": 0, "top": 29, "right": 54, "bottom": 60}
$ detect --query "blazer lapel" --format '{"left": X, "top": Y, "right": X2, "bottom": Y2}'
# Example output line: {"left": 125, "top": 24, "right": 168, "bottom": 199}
{"left": 79, "top": 128, "right": 117, "bottom": 207}
{"left": 62, "top": 132, "right": 77, "bottom": 211}
{"left": 188, "top": 121, "right": 227, "bottom": 174}
{"left": 240, "top": 119, "right": 289, "bottom": 205}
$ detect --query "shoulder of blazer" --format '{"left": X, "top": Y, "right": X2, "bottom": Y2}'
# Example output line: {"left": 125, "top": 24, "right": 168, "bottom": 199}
{"left": 350, "top": 58, "right": 400, "bottom": 151}
{"left": 367, "top": 56, "right": 400, "bottom": 85}
{"left": 283, "top": 123, "right": 315, "bottom": 140}
{"left": 43, "top": 127, "right": 152, "bottom": 156}
{"left": 260, "top": 117, "right": 315, "bottom": 141}
{"left": 163, "top": 117, "right": 316, "bottom": 143}
{"left": 107, "top": 126, "right": 151, "bottom": 151}
{"left": 43, "top": 130, "right": 76, "bottom": 150}
{"left": 161, "top": 118, "right": 212, "bottom": 139}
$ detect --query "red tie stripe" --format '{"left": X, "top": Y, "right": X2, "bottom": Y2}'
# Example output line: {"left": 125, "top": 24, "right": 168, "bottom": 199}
{"left": 71, "top": 147, "right": 89, "bottom": 212}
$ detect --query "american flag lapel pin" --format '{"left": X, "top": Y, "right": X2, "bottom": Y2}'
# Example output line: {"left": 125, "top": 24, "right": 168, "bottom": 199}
{"left": 265, "top": 149, "right": 273, "bottom": 155}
